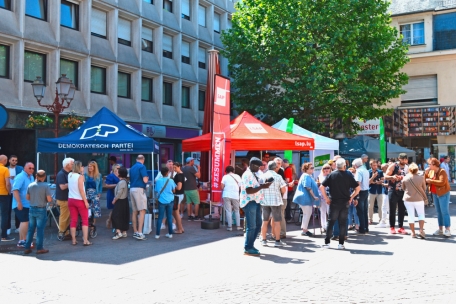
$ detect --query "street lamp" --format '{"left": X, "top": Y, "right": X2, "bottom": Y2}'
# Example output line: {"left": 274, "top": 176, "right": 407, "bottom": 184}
{"left": 31, "top": 74, "right": 77, "bottom": 178}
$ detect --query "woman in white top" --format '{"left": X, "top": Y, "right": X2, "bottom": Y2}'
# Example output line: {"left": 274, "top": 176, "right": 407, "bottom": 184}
{"left": 221, "top": 166, "right": 242, "bottom": 231}
{"left": 317, "top": 164, "right": 332, "bottom": 233}
{"left": 68, "top": 161, "right": 91, "bottom": 246}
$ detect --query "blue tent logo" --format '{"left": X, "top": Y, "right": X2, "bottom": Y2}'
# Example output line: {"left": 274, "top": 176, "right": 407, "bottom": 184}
{"left": 80, "top": 124, "right": 119, "bottom": 140}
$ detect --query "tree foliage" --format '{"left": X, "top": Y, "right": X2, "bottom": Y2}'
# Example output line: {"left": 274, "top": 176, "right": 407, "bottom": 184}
{"left": 221, "top": 0, "right": 409, "bottom": 134}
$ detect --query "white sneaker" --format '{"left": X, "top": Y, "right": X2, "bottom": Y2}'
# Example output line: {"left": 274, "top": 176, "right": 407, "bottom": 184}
{"left": 137, "top": 233, "right": 146, "bottom": 240}
{"left": 444, "top": 229, "right": 451, "bottom": 237}
{"left": 179, "top": 213, "right": 183, "bottom": 219}
{"left": 337, "top": 244, "right": 345, "bottom": 250}
{"left": 160, "top": 224, "right": 166, "bottom": 230}
{"left": 274, "top": 240, "right": 286, "bottom": 247}
{"left": 376, "top": 222, "right": 388, "bottom": 228}
{"left": 226, "top": 227, "right": 232, "bottom": 231}
{"left": 261, "top": 240, "right": 268, "bottom": 246}
{"left": 172, "top": 223, "right": 176, "bottom": 230}
{"left": 236, "top": 227, "right": 243, "bottom": 231}
{"left": 322, "top": 244, "right": 330, "bottom": 249}
{"left": 165, "top": 233, "right": 173, "bottom": 238}
{"left": 155, "top": 235, "right": 160, "bottom": 239}
{"left": 433, "top": 229, "right": 443, "bottom": 236}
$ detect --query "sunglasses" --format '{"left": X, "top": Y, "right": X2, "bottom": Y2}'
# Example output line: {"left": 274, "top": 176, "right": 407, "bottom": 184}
{"left": 251, "top": 164, "right": 260, "bottom": 169}
{"left": 323, "top": 168, "right": 331, "bottom": 170}
{"left": 310, "top": 167, "right": 315, "bottom": 169}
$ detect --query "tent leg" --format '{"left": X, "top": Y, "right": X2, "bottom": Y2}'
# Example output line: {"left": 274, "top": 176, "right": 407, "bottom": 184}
{"left": 182, "top": 152, "right": 184, "bottom": 164}
{"left": 37, "top": 152, "right": 40, "bottom": 171}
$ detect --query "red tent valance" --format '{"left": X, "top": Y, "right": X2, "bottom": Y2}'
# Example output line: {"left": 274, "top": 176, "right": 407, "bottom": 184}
{"left": 182, "top": 111, "right": 315, "bottom": 152}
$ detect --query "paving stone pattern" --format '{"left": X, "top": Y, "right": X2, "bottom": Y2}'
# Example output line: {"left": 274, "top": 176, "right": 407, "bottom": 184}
{"left": 1, "top": 196, "right": 455, "bottom": 303}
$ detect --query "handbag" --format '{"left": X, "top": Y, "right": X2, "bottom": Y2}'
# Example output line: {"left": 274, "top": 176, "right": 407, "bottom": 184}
{"left": 408, "top": 177, "right": 429, "bottom": 205}
{"left": 228, "top": 174, "right": 241, "bottom": 194}
{"left": 143, "top": 214, "right": 152, "bottom": 234}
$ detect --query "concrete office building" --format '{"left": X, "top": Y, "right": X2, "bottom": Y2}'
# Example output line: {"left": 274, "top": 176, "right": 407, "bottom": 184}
{"left": 387, "top": 0, "right": 456, "bottom": 178}
{"left": 0, "top": 0, "right": 236, "bottom": 173}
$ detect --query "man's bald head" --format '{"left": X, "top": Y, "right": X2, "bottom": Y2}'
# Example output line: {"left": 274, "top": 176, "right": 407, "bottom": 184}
{"left": 0, "top": 155, "right": 7, "bottom": 165}
{"left": 36, "top": 170, "right": 46, "bottom": 181}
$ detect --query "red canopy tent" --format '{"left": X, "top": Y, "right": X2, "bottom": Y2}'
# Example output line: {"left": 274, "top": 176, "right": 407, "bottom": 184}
{"left": 183, "top": 111, "right": 315, "bottom": 152}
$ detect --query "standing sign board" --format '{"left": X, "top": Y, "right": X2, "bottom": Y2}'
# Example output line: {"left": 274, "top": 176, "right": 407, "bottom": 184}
{"left": 211, "top": 75, "right": 231, "bottom": 203}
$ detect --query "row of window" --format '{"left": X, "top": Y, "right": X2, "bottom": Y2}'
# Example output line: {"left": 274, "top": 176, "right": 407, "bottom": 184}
{"left": 0, "top": 44, "right": 206, "bottom": 110}
{"left": 0, "top": 1, "right": 226, "bottom": 35}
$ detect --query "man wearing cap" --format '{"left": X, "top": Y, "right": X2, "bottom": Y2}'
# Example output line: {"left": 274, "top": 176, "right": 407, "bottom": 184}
{"left": 240, "top": 157, "right": 272, "bottom": 256}
{"left": 385, "top": 153, "right": 409, "bottom": 234}
{"left": 182, "top": 157, "right": 202, "bottom": 221}
{"left": 24, "top": 170, "right": 52, "bottom": 254}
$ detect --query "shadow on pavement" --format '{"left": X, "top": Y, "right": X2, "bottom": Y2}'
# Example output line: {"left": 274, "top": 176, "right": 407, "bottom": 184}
{"left": 348, "top": 249, "right": 393, "bottom": 255}
{"left": 259, "top": 253, "right": 308, "bottom": 264}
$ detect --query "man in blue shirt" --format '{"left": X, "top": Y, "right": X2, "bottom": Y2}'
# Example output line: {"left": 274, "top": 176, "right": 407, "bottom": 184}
{"left": 12, "top": 162, "right": 35, "bottom": 248}
{"left": 7, "top": 155, "right": 24, "bottom": 235}
{"left": 130, "top": 155, "right": 149, "bottom": 240}
{"left": 368, "top": 160, "right": 384, "bottom": 225}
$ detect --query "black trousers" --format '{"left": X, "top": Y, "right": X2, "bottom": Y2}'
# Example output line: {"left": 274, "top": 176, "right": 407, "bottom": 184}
{"left": 7, "top": 194, "right": 20, "bottom": 230}
{"left": 325, "top": 202, "right": 349, "bottom": 245}
{"left": 388, "top": 190, "right": 405, "bottom": 229}
{"left": 285, "top": 190, "right": 295, "bottom": 220}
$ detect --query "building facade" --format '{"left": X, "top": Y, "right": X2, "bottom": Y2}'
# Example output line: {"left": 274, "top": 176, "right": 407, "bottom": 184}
{"left": 388, "top": 0, "right": 456, "bottom": 177}
{"left": 0, "top": 0, "right": 236, "bottom": 174}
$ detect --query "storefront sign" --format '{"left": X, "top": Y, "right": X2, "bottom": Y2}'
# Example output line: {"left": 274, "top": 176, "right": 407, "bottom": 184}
{"left": 142, "top": 124, "right": 166, "bottom": 138}
{"left": 356, "top": 118, "right": 380, "bottom": 135}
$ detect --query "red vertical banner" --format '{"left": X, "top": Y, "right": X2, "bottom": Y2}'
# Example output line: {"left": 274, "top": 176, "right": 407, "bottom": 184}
{"left": 211, "top": 75, "right": 231, "bottom": 203}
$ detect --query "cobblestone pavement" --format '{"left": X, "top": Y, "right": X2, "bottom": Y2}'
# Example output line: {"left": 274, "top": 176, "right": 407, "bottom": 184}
{"left": 1, "top": 198, "right": 455, "bottom": 304}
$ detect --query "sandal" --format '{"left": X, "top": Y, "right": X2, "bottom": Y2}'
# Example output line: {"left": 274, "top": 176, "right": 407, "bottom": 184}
{"left": 72, "top": 241, "right": 78, "bottom": 246}
{"left": 419, "top": 231, "right": 426, "bottom": 239}
{"left": 83, "top": 242, "right": 93, "bottom": 246}
{"left": 411, "top": 234, "right": 417, "bottom": 238}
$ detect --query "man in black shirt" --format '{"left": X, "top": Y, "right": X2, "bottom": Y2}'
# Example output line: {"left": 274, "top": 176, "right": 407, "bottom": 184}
{"left": 320, "top": 158, "right": 360, "bottom": 249}
{"left": 55, "top": 157, "right": 74, "bottom": 239}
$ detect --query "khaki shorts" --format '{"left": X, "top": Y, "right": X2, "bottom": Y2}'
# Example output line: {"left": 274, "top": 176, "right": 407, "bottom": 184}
{"left": 130, "top": 188, "right": 147, "bottom": 211}
{"left": 185, "top": 190, "right": 200, "bottom": 205}
{"left": 262, "top": 205, "right": 282, "bottom": 222}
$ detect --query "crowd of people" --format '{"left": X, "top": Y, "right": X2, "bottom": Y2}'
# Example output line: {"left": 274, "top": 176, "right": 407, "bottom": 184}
{"left": 0, "top": 150, "right": 453, "bottom": 256}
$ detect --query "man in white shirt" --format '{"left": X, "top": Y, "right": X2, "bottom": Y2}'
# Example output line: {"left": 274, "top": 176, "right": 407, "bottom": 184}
{"left": 354, "top": 158, "right": 370, "bottom": 234}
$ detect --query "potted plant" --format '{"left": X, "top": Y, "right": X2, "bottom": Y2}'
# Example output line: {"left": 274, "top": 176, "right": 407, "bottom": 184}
{"left": 61, "top": 110, "right": 84, "bottom": 129}
{"left": 25, "top": 112, "right": 53, "bottom": 129}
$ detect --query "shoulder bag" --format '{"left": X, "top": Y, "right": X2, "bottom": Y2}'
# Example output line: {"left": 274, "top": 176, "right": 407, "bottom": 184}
{"left": 155, "top": 178, "right": 170, "bottom": 204}
{"left": 228, "top": 174, "right": 241, "bottom": 194}
{"left": 408, "top": 177, "right": 429, "bottom": 206}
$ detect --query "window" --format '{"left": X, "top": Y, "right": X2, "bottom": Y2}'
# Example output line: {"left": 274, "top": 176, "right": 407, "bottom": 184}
{"left": 24, "top": 51, "right": 46, "bottom": 82}
{"left": 60, "top": 58, "right": 78, "bottom": 87}
{"left": 0, "top": 45, "right": 9, "bottom": 78}
{"left": 61, "top": 0, "right": 79, "bottom": 30}
{"left": 198, "top": 5, "right": 206, "bottom": 27}
{"left": 198, "top": 90, "right": 205, "bottom": 111}
{"left": 198, "top": 47, "right": 206, "bottom": 69}
{"left": 90, "top": 66, "right": 106, "bottom": 94}
{"left": 118, "top": 72, "right": 130, "bottom": 98}
{"left": 182, "top": 0, "right": 190, "bottom": 20}
{"left": 434, "top": 12, "right": 456, "bottom": 51}
{"left": 91, "top": 8, "right": 107, "bottom": 38}
{"left": 182, "top": 86, "right": 190, "bottom": 108}
{"left": 163, "top": 82, "right": 172, "bottom": 105}
{"left": 26, "top": 0, "right": 47, "bottom": 20}
{"left": 214, "top": 13, "right": 221, "bottom": 33}
{"left": 0, "top": 0, "right": 11, "bottom": 10}
{"left": 163, "top": 0, "right": 172, "bottom": 13}
{"left": 401, "top": 75, "right": 437, "bottom": 104}
{"left": 227, "top": 18, "right": 232, "bottom": 30}
{"left": 118, "top": 18, "right": 131, "bottom": 46}
{"left": 142, "top": 27, "right": 153, "bottom": 53}
{"left": 143, "top": 0, "right": 153, "bottom": 4}
{"left": 163, "top": 34, "right": 173, "bottom": 59}
{"left": 182, "top": 41, "right": 190, "bottom": 64}
{"left": 142, "top": 77, "right": 153, "bottom": 102}
{"left": 400, "top": 22, "right": 424, "bottom": 45}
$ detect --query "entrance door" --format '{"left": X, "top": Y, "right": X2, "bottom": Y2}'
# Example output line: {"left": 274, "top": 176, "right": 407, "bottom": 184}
{"left": 160, "top": 144, "right": 174, "bottom": 169}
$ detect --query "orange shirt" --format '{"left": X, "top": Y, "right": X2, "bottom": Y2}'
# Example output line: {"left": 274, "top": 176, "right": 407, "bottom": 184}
{"left": 0, "top": 163, "right": 10, "bottom": 195}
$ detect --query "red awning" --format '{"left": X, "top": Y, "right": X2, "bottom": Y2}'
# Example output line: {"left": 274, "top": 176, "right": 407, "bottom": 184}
{"left": 183, "top": 111, "right": 315, "bottom": 152}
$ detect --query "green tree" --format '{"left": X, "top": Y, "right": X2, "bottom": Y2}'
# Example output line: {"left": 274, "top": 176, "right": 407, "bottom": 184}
{"left": 222, "top": 0, "right": 409, "bottom": 134}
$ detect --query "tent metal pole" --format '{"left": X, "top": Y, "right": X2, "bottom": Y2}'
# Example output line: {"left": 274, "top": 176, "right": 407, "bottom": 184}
{"left": 182, "top": 152, "right": 184, "bottom": 164}
{"left": 37, "top": 152, "right": 40, "bottom": 171}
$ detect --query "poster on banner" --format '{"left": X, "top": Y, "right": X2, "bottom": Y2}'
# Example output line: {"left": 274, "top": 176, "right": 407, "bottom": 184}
{"left": 355, "top": 118, "right": 380, "bottom": 135}
{"left": 211, "top": 75, "right": 231, "bottom": 204}
{"left": 313, "top": 154, "right": 330, "bottom": 180}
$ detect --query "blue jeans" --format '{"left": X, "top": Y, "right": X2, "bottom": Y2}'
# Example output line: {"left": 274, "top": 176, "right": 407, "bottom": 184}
{"left": 25, "top": 207, "right": 47, "bottom": 250}
{"left": 356, "top": 190, "right": 369, "bottom": 233}
{"left": 242, "top": 201, "right": 262, "bottom": 251}
{"left": 156, "top": 202, "right": 173, "bottom": 236}
{"left": 0, "top": 195, "right": 10, "bottom": 238}
{"left": 348, "top": 204, "right": 360, "bottom": 226}
{"left": 433, "top": 192, "right": 451, "bottom": 227}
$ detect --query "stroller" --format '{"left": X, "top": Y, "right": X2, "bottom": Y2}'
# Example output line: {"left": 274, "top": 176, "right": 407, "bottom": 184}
{"left": 57, "top": 206, "right": 97, "bottom": 241}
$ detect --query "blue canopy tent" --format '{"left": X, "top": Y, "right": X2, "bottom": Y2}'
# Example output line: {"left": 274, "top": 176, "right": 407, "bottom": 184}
{"left": 37, "top": 107, "right": 159, "bottom": 175}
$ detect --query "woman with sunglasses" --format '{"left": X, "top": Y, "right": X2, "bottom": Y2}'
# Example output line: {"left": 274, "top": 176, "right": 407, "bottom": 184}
{"left": 293, "top": 163, "right": 320, "bottom": 237}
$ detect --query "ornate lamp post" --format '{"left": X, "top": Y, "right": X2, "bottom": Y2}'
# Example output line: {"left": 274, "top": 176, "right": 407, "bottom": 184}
{"left": 31, "top": 75, "right": 76, "bottom": 178}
